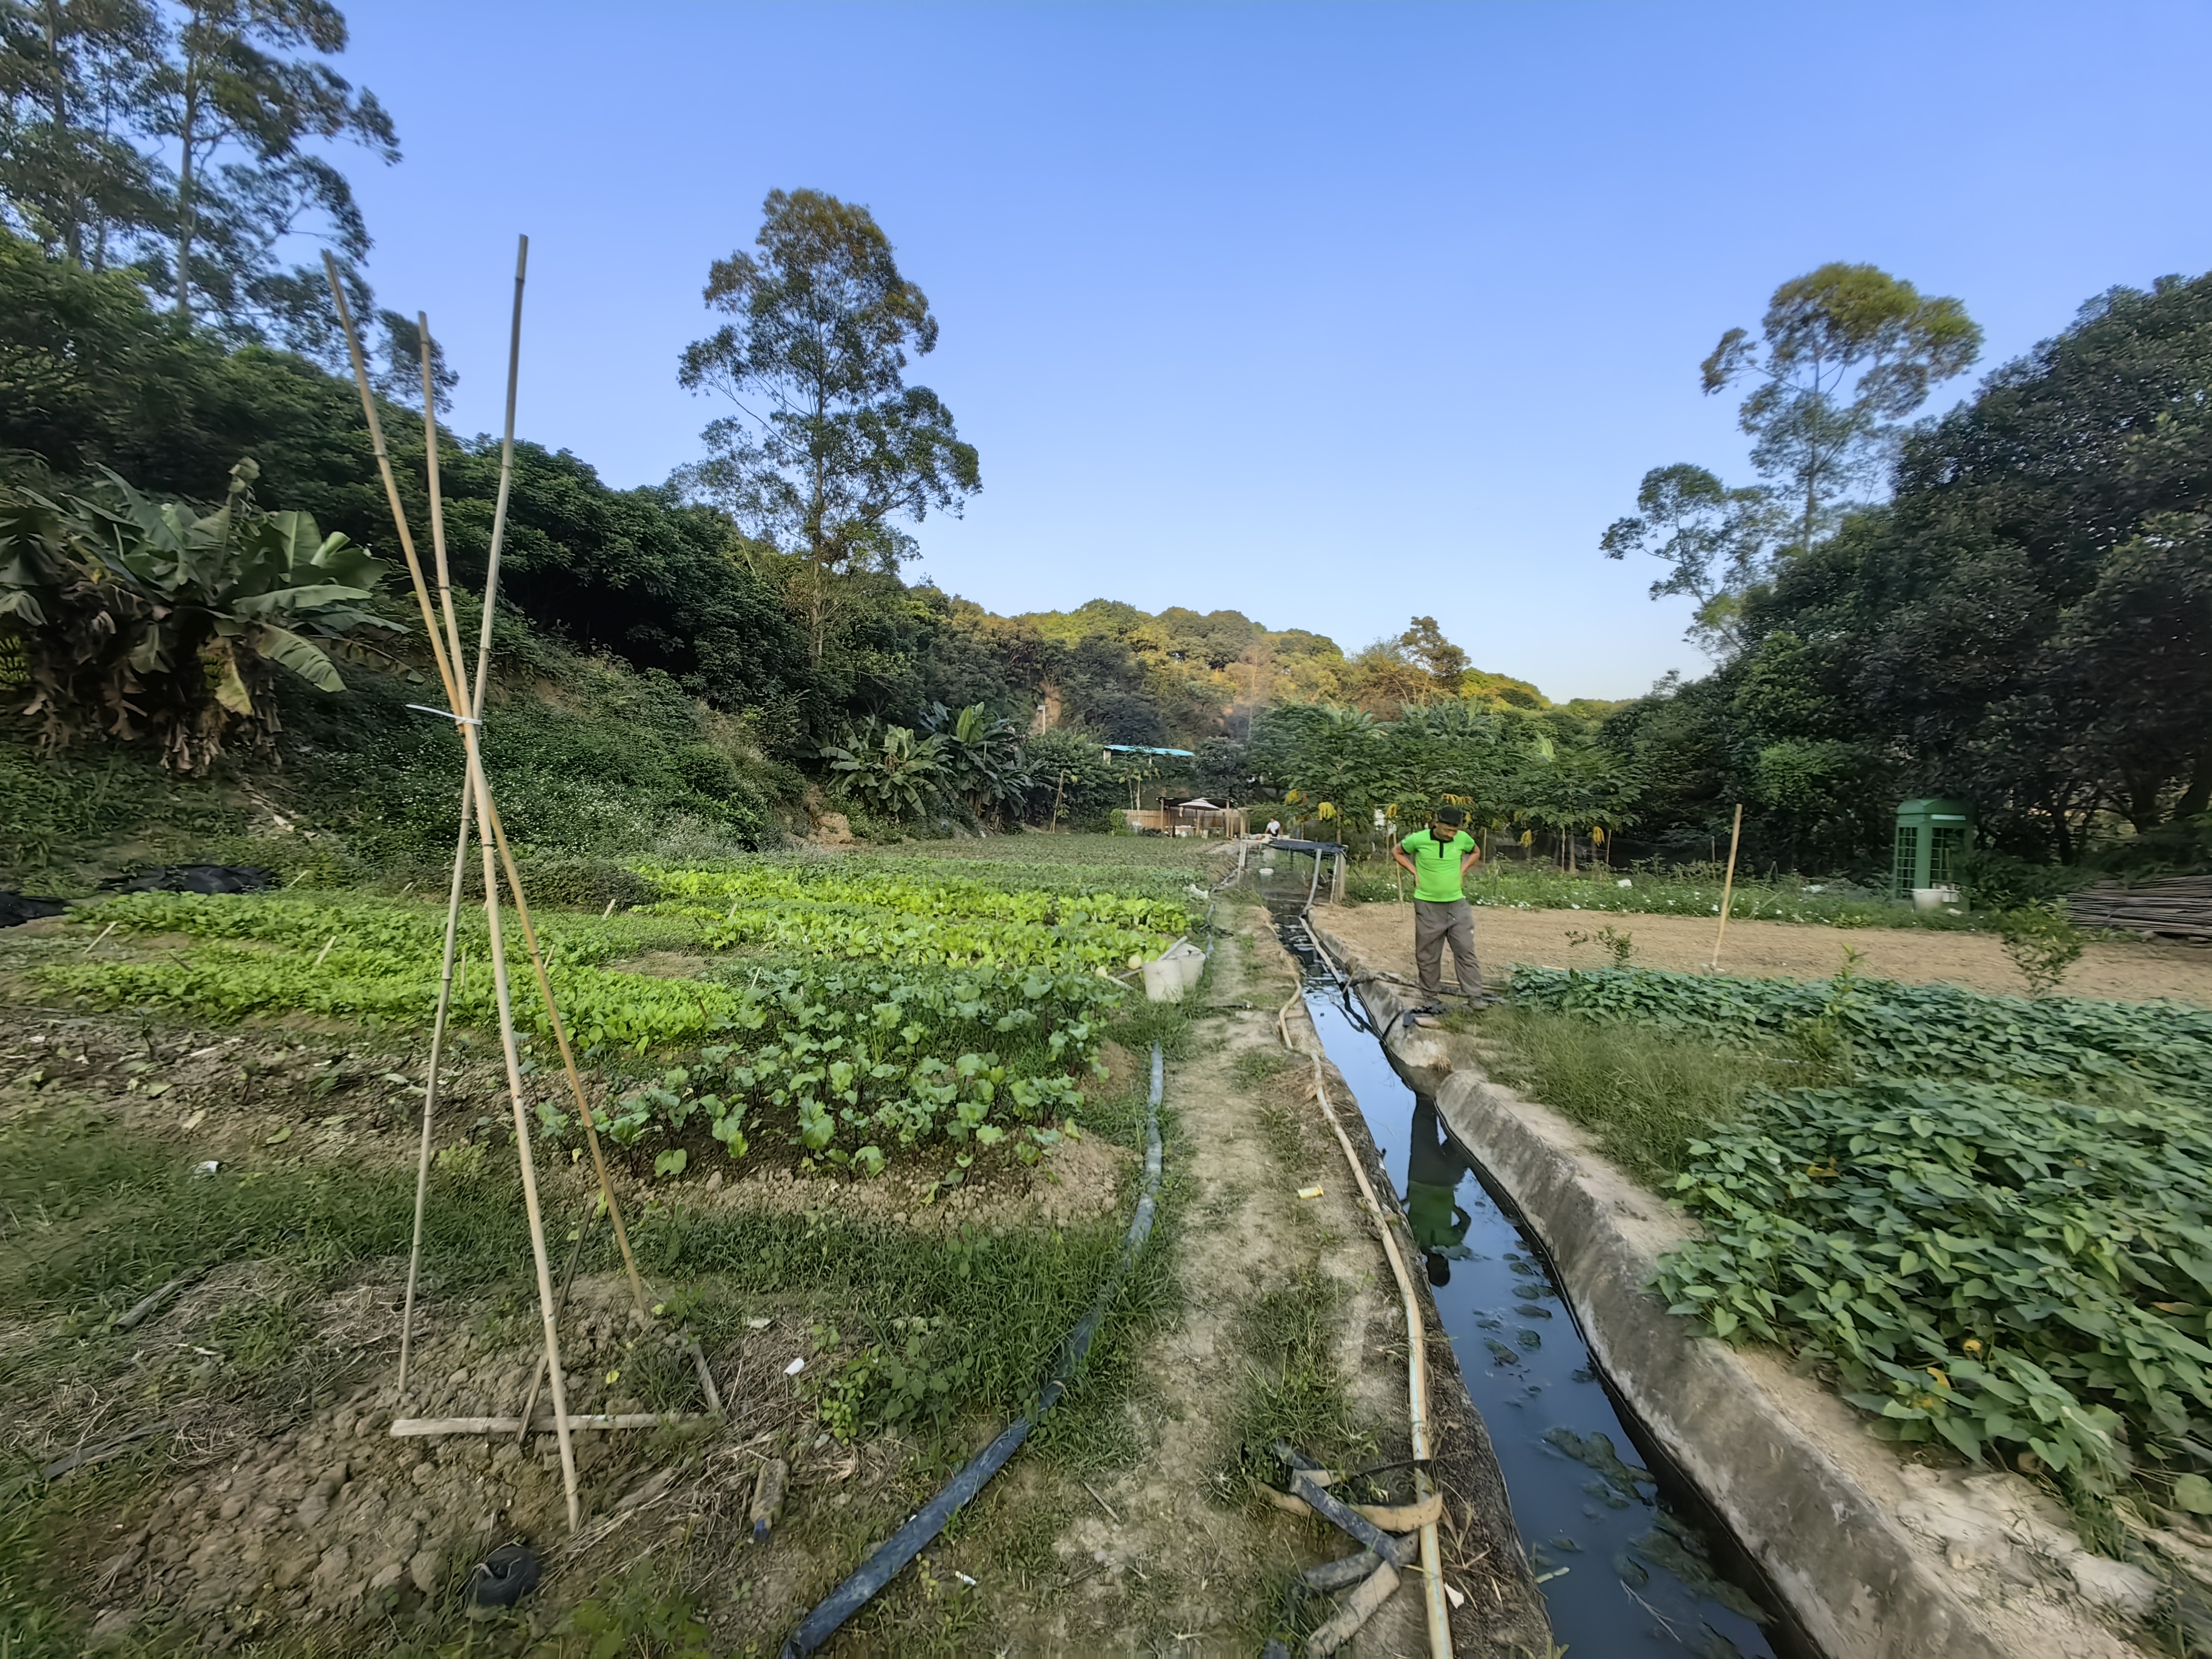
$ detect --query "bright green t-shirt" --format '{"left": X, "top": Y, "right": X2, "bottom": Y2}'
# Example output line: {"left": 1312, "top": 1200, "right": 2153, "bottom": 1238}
{"left": 1401, "top": 828, "right": 1476, "bottom": 902}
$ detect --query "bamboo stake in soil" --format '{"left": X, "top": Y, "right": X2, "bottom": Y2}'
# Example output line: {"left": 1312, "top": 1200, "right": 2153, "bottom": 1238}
{"left": 517, "top": 1200, "right": 596, "bottom": 1444}
{"left": 397, "top": 238, "right": 529, "bottom": 1401}
{"left": 397, "top": 790, "right": 472, "bottom": 1398}
{"left": 323, "top": 254, "right": 582, "bottom": 1534}
{"left": 475, "top": 793, "right": 649, "bottom": 1317}
{"left": 1711, "top": 802, "right": 1745, "bottom": 971}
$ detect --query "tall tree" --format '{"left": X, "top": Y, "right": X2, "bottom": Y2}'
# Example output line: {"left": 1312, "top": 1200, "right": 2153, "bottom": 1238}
{"left": 0, "top": 0, "right": 168, "bottom": 270}
{"left": 150, "top": 0, "right": 394, "bottom": 332}
{"left": 1397, "top": 615, "right": 1467, "bottom": 693}
{"left": 1601, "top": 462, "right": 1786, "bottom": 656}
{"left": 677, "top": 188, "right": 981, "bottom": 665}
{"left": 1702, "top": 262, "right": 1981, "bottom": 556}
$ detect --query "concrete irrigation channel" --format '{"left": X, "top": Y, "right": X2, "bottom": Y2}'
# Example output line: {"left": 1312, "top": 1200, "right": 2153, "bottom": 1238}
{"left": 1296, "top": 890, "right": 2162, "bottom": 1659}
{"left": 1263, "top": 893, "right": 1806, "bottom": 1659}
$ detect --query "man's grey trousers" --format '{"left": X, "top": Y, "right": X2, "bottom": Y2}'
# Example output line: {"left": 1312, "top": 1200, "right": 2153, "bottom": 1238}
{"left": 1413, "top": 898, "right": 1482, "bottom": 998}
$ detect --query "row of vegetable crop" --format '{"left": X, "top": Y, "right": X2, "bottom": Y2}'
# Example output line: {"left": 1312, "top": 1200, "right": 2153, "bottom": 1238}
{"left": 1510, "top": 963, "right": 2212, "bottom": 1098}
{"left": 659, "top": 899, "right": 1170, "bottom": 974}
{"left": 43, "top": 865, "right": 1181, "bottom": 1168}
{"left": 1511, "top": 964, "right": 2212, "bottom": 1504}
{"left": 68, "top": 890, "right": 686, "bottom": 969}
{"left": 1655, "top": 1079, "right": 2212, "bottom": 1494}
{"left": 640, "top": 857, "right": 1197, "bottom": 923}
{"left": 568, "top": 963, "right": 1113, "bottom": 1178}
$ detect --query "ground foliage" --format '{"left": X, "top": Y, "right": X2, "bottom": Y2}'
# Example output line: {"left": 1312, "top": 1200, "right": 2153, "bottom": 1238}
{"left": 1513, "top": 963, "right": 2212, "bottom": 1502}
{"left": 1510, "top": 963, "right": 2212, "bottom": 1096}
{"left": 38, "top": 857, "right": 1192, "bottom": 1170}
{"left": 1656, "top": 1080, "right": 2212, "bottom": 1496}
{"left": 1452, "top": 865, "right": 1941, "bottom": 928}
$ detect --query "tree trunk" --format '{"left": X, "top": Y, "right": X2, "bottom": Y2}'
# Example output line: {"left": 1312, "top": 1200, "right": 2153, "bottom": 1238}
{"left": 175, "top": 65, "right": 200, "bottom": 329}
{"left": 2174, "top": 753, "right": 2212, "bottom": 822}
{"left": 2122, "top": 770, "right": 2163, "bottom": 835}
{"left": 41, "top": 1, "right": 83, "bottom": 267}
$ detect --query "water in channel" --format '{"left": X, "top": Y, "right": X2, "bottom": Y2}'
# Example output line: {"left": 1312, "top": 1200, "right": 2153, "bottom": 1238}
{"left": 1272, "top": 910, "right": 1805, "bottom": 1659}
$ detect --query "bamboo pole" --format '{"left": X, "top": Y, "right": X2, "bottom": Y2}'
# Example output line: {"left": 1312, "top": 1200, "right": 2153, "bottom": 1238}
{"left": 420, "top": 275, "right": 650, "bottom": 1319}
{"left": 397, "top": 238, "right": 528, "bottom": 1400}
{"left": 1711, "top": 802, "right": 1745, "bottom": 971}
{"left": 322, "top": 253, "right": 581, "bottom": 1534}
{"left": 477, "top": 792, "right": 648, "bottom": 1315}
{"left": 396, "top": 792, "right": 471, "bottom": 1397}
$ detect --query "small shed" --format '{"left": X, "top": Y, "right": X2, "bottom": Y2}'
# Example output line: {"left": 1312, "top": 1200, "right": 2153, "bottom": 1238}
{"left": 1892, "top": 798, "right": 1974, "bottom": 900}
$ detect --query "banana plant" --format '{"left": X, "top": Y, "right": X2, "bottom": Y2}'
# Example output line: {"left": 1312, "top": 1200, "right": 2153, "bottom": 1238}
{"left": 2, "top": 458, "right": 400, "bottom": 773}
{"left": 923, "top": 701, "right": 1032, "bottom": 826}
{"left": 822, "top": 718, "right": 948, "bottom": 819}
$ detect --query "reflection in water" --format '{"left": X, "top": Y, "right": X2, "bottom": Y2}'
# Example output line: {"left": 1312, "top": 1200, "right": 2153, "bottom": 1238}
{"left": 1406, "top": 1096, "right": 1473, "bottom": 1288}
{"left": 1292, "top": 956, "right": 1797, "bottom": 1658}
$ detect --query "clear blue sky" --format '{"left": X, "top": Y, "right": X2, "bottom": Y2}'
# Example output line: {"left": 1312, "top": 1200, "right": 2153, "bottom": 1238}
{"left": 333, "top": 1, "right": 2212, "bottom": 702}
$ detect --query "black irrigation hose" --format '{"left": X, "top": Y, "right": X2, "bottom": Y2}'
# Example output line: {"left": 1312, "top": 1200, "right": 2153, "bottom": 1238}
{"left": 779, "top": 1042, "right": 1168, "bottom": 1658}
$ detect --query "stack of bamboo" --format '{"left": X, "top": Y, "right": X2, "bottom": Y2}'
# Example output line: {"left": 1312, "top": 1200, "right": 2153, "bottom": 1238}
{"left": 2067, "top": 875, "right": 2212, "bottom": 940}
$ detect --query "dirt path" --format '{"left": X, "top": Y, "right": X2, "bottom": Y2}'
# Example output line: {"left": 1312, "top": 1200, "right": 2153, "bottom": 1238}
{"left": 1326, "top": 900, "right": 2212, "bottom": 1004}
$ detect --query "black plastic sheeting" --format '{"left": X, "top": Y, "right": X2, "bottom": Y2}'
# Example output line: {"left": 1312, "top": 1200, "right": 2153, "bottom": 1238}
{"left": 778, "top": 1042, "right": 1169, "bottom": 1658}
{"left": 0, "top": 892, "right": 69, "bottom": 928}
{"left": 103, "top": 864, "right": 275, "bottom": 895}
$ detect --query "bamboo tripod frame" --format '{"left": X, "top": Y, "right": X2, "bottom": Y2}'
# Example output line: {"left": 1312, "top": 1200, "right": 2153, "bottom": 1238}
{"left": 321, "top": 245, "right": 655, "bottom": 1533}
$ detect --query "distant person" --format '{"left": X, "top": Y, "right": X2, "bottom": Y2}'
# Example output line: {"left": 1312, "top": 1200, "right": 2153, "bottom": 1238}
{"left": 1406, "top": 1096, "right": 1474, "bottom": 1286}
{"left": 1266, "top": 818, "right": 1281, "bottom": 838}
{"left": 1391, "top": 805, "right": 1484, "bottom": 1007}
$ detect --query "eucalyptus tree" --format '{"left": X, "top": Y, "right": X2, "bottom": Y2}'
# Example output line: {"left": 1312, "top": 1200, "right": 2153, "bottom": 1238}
{"left": 1605, "top": 264, "right": 1979, "bottom": 658}
{"left": 679, "top": 189, "right": 981, "bottom": 665}
{"left": 0, "top": 0, "right": 169, "bottom": 269}
{"left": 150, "top": 0, "right": 396, "bottom": 334}
{"left": 1702, "top": 262, "right": 1981, "bottom": 557}
{"left": 1601, "top": 463, "right": 1785, "bottom": 657}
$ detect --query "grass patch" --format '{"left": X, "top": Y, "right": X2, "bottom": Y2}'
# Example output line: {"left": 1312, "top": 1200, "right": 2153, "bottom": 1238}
{"left": 1457, "top": 1003, "right": 1795, "bottom": 1186}
{"left": 1512, "top": 962, "right": 2212, "bottom": 1097}
{"left": 1225, "top": 1265, "right": 1372, "bottom": 1490}
{"left": 0, "top": 1104, "right": 534, "bottom": 1319}
{"left": 1338, "top": 857, "right": 1973, "bottom": 929}
{"left": 1230, "top": 1046, "right": 1291, "bottom": 1088}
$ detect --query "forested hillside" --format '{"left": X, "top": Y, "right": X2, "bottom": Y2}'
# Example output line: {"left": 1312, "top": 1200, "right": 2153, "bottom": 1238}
{"left": 0, "top": 224, "right": 1593, "bottom": 874}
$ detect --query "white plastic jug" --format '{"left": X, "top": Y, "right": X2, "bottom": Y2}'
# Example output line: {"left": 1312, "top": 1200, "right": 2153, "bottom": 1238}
{"left": 1142, "top": 956, "right": 1186, "bottom": 1002}
{"left": 1144, "top": 939, "right": 1206, "bottom": 1002}
{"left": 1163, "top": 939, "right": 1205, "bottom": 993}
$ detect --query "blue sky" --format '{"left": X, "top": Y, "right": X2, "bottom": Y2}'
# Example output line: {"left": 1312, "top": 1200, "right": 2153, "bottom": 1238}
{"left": 333, "top": 1, "right": 2212, "bottom": 701}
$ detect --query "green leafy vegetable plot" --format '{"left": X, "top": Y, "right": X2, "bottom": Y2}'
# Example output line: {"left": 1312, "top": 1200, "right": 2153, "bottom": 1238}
{"left": 1657, "top": 1079, "right": 2212, "bottom": 1480}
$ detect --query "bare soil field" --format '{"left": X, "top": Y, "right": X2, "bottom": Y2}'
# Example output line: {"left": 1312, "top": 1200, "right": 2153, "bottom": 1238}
{"left": 1329, "top": 900, "right": 2212, "bottom": 1004}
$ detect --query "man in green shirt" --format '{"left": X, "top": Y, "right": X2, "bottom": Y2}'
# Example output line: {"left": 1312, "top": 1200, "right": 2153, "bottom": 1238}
{"left": 1391, "top": 806, "right": 1484, "bottom": 1004}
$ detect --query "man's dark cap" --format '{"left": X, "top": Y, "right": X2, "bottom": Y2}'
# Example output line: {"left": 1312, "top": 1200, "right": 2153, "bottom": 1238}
{"left": 1435, "top": 806, "right": 1467, "bottom": 827}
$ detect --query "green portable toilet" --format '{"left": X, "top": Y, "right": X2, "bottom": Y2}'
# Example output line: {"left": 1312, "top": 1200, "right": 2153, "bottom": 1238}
{"left": 1892, "top": 798, "right": 1974, "bottom": 901}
